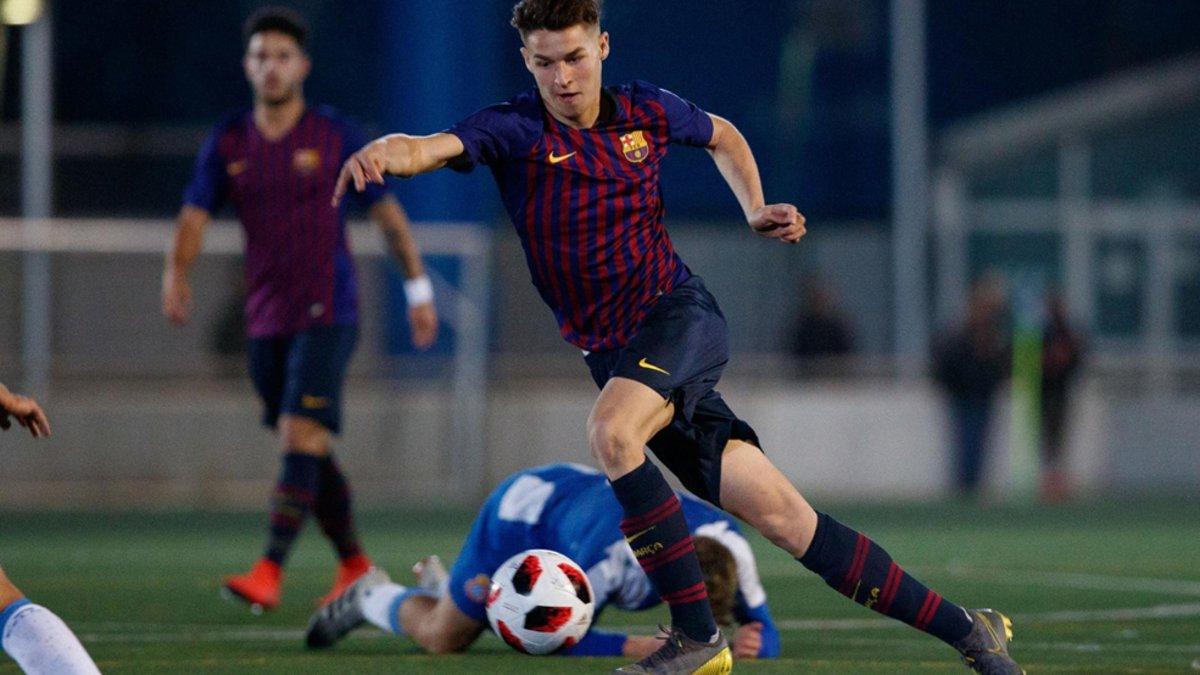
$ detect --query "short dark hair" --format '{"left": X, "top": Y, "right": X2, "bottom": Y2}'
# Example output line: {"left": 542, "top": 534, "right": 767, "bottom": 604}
{"left": 243, "top": 6, "right": 308, "bottom": 50}
{"left": 695, "top": 537, "right": 739, "bottom": 627}
{"left": 510, "top": 0, "right": 601, "bottom": 36}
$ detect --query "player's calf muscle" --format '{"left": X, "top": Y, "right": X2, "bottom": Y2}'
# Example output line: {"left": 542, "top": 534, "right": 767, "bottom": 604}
{"left": 586, "top": 416, "right": 646, "bottom": 474}
{"left": 745, "top": 504, "right": 810, "bottom": 557}
{"left": 722, "top": 445, "right": 817, "bottom": 556}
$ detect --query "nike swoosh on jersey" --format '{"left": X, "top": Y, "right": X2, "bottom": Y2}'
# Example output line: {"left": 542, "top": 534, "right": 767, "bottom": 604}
{"left": 548, "top": 151, "right": 577, "bottom": 164}
{"left": 637, "top": 358, "right": 671, "bottom": 376}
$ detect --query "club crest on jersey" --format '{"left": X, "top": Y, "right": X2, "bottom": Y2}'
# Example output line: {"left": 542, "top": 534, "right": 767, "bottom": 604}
{"left": 464, "top": 574, "right": 491, "bottom": 603}
{"left": 293, "top": 148, "right": 321, "bottom": 174}
{"left": 620, "top": 130, "right": 649, "bottom": 163}
{"left": 226, "top": 159, "right": 247, "bottom": 177}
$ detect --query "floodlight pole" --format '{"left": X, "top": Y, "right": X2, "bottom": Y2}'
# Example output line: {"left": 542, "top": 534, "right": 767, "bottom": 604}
{"left": 890, "top": 0, "right": 930, "bottom": 378}
{"left": 20, "top": 7, "right": 54, "bottom": 398}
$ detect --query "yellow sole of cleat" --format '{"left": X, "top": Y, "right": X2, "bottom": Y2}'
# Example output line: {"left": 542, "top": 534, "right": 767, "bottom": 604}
{"left": 1001, "top": 614, "right": 1013, "bottom": 642}
{"left": 693, "top": 646, "right": 733, "bottom": 674}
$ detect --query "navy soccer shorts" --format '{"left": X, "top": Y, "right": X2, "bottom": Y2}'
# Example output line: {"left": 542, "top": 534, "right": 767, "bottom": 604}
{"left": 584, "top": 275, "right": 761, "bottom": 507}
{"left": 247, "top": 323, "right": 358, "bottom": 434}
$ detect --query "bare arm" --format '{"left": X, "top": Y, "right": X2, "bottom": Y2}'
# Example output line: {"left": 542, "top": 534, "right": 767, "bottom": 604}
{"left": 706, "top": 114, "right": 806, "bottom": 244}
{"left": 370, "top": 196, "right": 439, "bottom": 349}
{"left": 332, "top": 132, "right": 466, "bottom": 206}
{"left": 623, "top": 635, "right": 662, "bottom": 658}
{"left": 162, "top": 204, "right": 212, "bottom": 325}
{"left": 371, "top": 196, "right": 426, "bottom": 279}
{"left": 623, "top": 625, "right": 764, "bottom": 661}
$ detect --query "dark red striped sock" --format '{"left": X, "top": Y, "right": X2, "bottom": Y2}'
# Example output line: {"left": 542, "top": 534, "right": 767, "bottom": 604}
{"left": 798, "top": 511, "right": 972, "bottom": 645}
{"left": 264, "top": 452, "right": 321, "bottom": 565}
{"left": 610, "top": 459, "right": 717, "bottom": 643}
{"left": 314, "top": 454, "right": 363, "bottom": 561}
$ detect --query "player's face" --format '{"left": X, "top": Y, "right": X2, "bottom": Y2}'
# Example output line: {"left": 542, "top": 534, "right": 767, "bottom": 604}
{"left": 243, "top": 31, "right": 310, "bottom": 107}
{"left": 521, "top": 24, "right": 609, "bottom": 127}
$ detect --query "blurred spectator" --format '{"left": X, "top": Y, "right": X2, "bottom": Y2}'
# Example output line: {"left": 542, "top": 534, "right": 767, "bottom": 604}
{"left": 791, "top": 275, "right": 855, "bottom": 376}
{"left": 932, "top": 276, "right": 1011, "bottom": 497}
{"left": 1039, "top": 293, "right": 1086, "bottom": 503}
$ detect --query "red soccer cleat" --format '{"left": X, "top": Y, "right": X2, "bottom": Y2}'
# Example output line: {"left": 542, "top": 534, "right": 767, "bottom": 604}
{"left": 222, "top": 559, "right": 282, "bottom": 612}
{"left": 317, "top": 553, "right": 373, "bottom": 607}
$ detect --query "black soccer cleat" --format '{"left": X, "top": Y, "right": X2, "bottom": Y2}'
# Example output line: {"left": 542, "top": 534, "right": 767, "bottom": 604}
{"left": 953, "top": 608, "right": 1025, "bottom": 674}
{"left": 614, "top": 626, "right": 732, "bottom": 674}
{"left": 305, "top": 567, "right": 390, "bottom": 649}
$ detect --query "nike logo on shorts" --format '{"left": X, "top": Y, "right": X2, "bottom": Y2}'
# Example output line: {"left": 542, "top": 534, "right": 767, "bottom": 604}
{"left": 637, "top": 358, "right": 671, "bottom": 376}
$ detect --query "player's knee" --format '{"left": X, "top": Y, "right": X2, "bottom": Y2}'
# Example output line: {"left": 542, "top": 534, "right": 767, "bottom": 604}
{"left": 279, "top": 415, "right": 330, "bottom": 455}
{"left": 586, "top": 415, "right": 642, "bottom": 472}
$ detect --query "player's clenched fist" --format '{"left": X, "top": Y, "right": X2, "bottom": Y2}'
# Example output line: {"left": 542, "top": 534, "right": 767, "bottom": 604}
{"left": 332, "top": 138, "right": 391, "bottom": 206}
{"left": 0, "top": 382, "right": 51, "bottom": 438}
{"left": 732, "top": 621, "right": 764, "bottom": 659}
{"left": 748, "top": 203, "right": 806, "bottom": 244}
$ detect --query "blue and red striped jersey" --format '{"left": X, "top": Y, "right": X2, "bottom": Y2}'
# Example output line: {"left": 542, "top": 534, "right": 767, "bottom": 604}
{"left": 183, "top": 105, "right": 387, "bottom": 338}
{"left": 447, "top": 80, "right": 714, "bottom": 352}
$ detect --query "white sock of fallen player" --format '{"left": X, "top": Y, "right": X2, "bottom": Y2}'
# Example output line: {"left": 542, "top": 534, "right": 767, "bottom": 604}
{"left": 360, "top": 583, "right": 434, "bottom": 636}
{"left": 1, "top": 601, "right": 100, "bottom": 675}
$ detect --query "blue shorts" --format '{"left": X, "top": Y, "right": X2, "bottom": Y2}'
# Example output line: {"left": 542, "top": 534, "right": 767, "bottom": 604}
{"left": 247, "top": 323, "right": 358, "bottom": 434}
{"left": 584, "top": 275, "right": 760, "bottom": 507}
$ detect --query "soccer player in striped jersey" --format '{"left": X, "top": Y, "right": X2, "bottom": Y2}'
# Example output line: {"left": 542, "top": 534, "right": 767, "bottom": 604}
{"left": 1, "top": 383, "right": 100, "bottom": 674}
{"left": 306, "top": 463, "right": 779, "bottom": 661}
{"left": 334, "top": 1, "right": 1022, "bottom": 672}
{"left": 162, "top": 7, "right": 438, "bottom": 612}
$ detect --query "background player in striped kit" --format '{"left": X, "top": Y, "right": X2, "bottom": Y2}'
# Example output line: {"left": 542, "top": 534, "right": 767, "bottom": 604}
{"left": 306, "top": 463, "right": 779, "bottom": 661}
{"left": 1, "top": 383, "right": 99, "bottom": 674}
{"left": 162, "top": 7, "right": 438, "bottom": 611}
{"left": 334, "top": 1, "right": 1022, "bottom": 672}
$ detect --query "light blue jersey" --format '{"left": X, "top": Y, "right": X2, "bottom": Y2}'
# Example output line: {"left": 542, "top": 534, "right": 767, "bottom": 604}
{"left": 448, "top": 463, "right": 779, "bottom": 657}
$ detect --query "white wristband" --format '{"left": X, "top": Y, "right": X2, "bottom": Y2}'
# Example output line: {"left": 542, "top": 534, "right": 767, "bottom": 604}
{"left": 404, "top": 275, "right": 434, "bottom": 306}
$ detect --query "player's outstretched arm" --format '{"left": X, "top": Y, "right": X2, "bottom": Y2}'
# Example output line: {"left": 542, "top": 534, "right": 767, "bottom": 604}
{"left": 332, "top": 132, "right": 466, "bottom": 206}
{"left": 553, "top": 627, "right": 643, "bottom": 658}
{"left": 0, "top": 382, "right": 51, "bottom": 438}
{"left": 162, "top": 205, "right": 211, "bottom": 326}
{"left": 369, "top": 197, "right": 439, "bottom": 349}
{"left": 706, "top": 114, "right": 807, "bottom": 244}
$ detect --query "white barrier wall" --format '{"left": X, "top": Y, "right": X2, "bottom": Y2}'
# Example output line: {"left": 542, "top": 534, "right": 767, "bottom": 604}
{"left": 0, "top": 379, "right": 1174, "bottom": 510}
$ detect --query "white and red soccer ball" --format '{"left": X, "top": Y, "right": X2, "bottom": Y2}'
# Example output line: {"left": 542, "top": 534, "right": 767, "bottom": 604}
{"left": 485, "top": 549, "right": 595, "bottom": 655}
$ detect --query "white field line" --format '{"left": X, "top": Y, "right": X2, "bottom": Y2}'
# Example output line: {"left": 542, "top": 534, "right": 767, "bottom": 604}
{"left": 975, "top": 570, "right": 1200, "bottom": 598}
{"left": 729, "top": 564, "right": 1200, "bottom": 599}
{"left": 79, "top": 628, "right": 309, "bottom": 643}
{"left": 680, "top": 602, "right": 1200, "bottom": 633}
{"left": 793, "top": 635, "right": 1200, "bottom": 655}
{"left": 74, "top": 602, "right": 1200, "bottom": 645}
